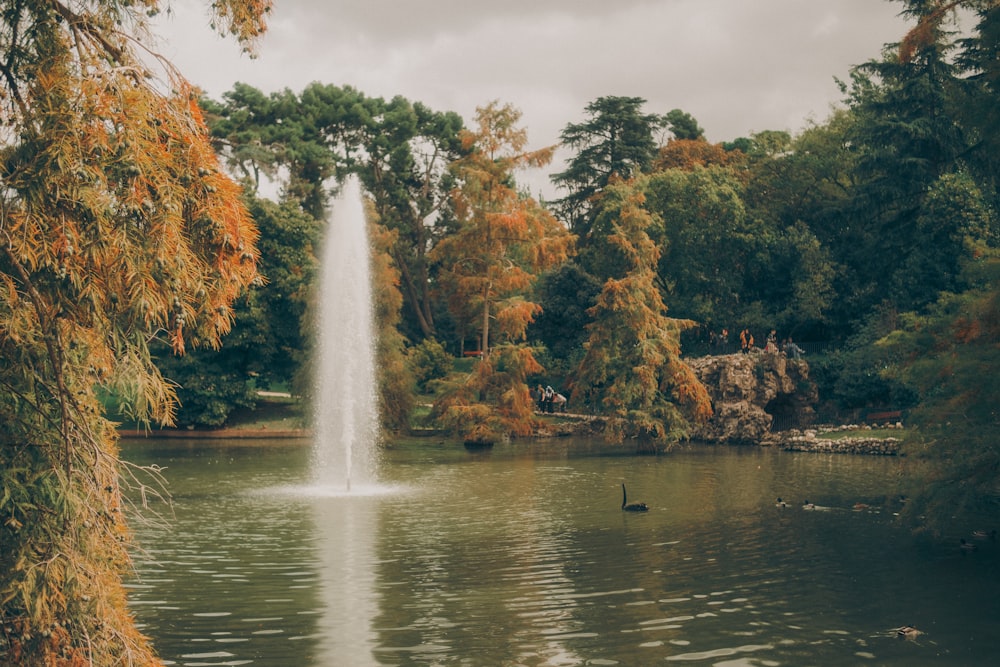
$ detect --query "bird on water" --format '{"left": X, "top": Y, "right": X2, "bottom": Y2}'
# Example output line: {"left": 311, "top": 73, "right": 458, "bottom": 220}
{"left": 621, "top": 483, "right": 648, "bottom": 512}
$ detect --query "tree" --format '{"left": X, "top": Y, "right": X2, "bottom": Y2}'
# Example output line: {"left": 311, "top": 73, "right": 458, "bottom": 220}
{"left": 642, "top": 166, "right": 752, "bottom": 327}
{"left": 434, "top": 102, "right": 572, "bottom": 358}
{"left": 573, "top": 183, "right": 711, "bottom": 447}
{"left": 357, "top": 96, "right": 466, "bottom": 340}
{"left": 664, "top": 108, "right": 705, "bottom": 141}
{"left": 529, "top": 262, "right": 603, "bottom": 369}
{"left": 207, "top": 84, "right": 466, "bottom": 341}
{"left": 841, "top": 2, "right": 971, "bottom": 314}
{"left": 369, "top": 207, "right": 415, "bottom": 432}
{"left": 0, "top": 1, "right": 269, "bottom": 663}
{"left": 653, "top": 137, "right": 744, "bottom": 172}
{"left": 954, "top": 4, "right": 1000, "bottom": 211}
{"left": 879, "top": 243, "right": 1000, "bottom": 534}
{"left": 201, "top": 82, "right": 286, "bottom": 193}
{"left": 552, "top": 96, "right": 664, "bottom": 237}
{"left": 430, "top": 102, "right": 573, "bottom": 442}
{"left": 155, "top": 196, "right": 320, "bottom": 427}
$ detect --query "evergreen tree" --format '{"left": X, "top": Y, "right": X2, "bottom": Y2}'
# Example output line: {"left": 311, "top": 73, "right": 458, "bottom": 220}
{"left": 842, "top": 2, "right": 971, "bottom": 313}
{"left": 573, "top": 183, "right": 711, "bottom": 446}
{"left": 880, "top": 243, "right": 1000, "bottom": 534}
{"left": 552, "top": 96, "right": 664, "bottom": 238}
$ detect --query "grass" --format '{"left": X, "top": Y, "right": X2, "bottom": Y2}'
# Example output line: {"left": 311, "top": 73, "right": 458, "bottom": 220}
{"left": 223, "top": 395, "right": 306, "bottom": 430}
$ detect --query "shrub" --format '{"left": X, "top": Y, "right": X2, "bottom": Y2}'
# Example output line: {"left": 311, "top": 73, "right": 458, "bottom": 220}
{"left": 408, "top": 339, "right": 454, "bottom": 393}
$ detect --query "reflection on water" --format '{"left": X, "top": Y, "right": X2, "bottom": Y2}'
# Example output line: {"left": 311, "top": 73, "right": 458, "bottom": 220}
{"left": 310, "top": 494, "right": 378, "bottom": 663}
{"left": 124, "top": 439, "right": 1000, "bottom": 666}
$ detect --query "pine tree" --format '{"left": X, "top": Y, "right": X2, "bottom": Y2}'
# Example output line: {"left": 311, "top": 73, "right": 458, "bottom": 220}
{"left": 573, "top": 183, "right": 711, "bottom": 447}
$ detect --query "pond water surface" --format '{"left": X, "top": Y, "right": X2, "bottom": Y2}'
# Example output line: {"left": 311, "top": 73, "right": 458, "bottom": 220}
{"left": 122, "top": 437, "right": 1000, "bottom": 666}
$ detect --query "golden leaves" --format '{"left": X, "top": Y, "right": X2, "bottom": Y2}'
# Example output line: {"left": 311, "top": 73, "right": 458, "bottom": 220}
{"left": 210, "top": 0, "right": 274, "bottom": 52}
{"left": 1, "top": 2, "right": 270, "bottom": 665}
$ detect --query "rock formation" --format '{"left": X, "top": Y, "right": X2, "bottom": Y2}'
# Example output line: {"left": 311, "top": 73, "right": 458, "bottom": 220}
{"left": 686, "top": 352, "right": 818, "bottom": 443}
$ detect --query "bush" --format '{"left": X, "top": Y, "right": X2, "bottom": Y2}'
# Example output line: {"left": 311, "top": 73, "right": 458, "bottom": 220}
{"left": 408, "top": 339, "right": 453, "bottom": 393}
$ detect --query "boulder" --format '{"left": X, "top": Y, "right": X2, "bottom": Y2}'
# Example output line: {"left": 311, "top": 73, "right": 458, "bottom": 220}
{"left": 686, "top": 352, "right": 818, "bottom": 443}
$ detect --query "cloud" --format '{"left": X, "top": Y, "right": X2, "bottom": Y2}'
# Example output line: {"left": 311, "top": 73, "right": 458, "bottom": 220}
{"left": 152, "top": 0, "right": 911, "bottom": 196}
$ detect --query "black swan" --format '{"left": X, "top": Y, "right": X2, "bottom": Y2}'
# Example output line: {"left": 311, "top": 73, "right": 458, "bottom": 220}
{"left": 621, "top": 483, "right": 648, "bottom": 512}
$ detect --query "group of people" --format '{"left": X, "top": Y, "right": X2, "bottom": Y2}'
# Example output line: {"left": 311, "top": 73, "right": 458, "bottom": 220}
{"left": 535, "top": 385, "right": 568, "bottom": 413}
{"left": 709, "top": 327, "right": 805, "bottom": 359}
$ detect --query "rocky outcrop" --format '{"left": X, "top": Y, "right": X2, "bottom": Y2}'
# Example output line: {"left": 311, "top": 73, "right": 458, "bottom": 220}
{"left": 762, "top": 424, "right": 903, "bottom": 455}
{"left": 686, "top": 352, "right": 818, "bottom": 444}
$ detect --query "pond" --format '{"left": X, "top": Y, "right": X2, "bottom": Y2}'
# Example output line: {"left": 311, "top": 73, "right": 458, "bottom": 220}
{"left": 122, "top": 437, "right": 1000, "bottom": 666}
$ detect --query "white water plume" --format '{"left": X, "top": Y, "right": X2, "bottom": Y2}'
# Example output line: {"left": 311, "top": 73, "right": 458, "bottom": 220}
{"left": 313, "top": 176, "right": 379, "bottom": 492}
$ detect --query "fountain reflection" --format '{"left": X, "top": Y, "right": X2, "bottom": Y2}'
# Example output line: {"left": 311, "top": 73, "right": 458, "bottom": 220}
{"left": 310, "top": 494, "right": 381, "bottom": 665}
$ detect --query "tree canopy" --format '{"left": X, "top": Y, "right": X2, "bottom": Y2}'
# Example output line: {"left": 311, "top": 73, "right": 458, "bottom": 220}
{"left": 1, "top": 1, "right": 269, "bottom": 663}
{"left": 573, "top": 183, "right": 712, "bottom": 445}
{"left": 430, "top": 102, "right": 573, "bottom": 443}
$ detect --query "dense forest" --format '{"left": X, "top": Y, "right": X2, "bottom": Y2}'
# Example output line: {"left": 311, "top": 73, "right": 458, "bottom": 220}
{"left": 178, "top": 7, "right": 998, "bottom": 447}
{"left": 1, "top": 0, "right": 998, "bottom": 664}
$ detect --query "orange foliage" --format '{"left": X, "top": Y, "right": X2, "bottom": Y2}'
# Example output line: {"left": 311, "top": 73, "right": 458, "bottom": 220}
{"left": 654, "top": 138, "right": 744, "bottom": 172}
{"left": 0, "top": 2, "right": 269, "bottom": 665}
{"left": 436, "top": 101, "right": 573, "bottom": 353}
{"left": 574, "top": 183, "right": 711, "bottom": 443}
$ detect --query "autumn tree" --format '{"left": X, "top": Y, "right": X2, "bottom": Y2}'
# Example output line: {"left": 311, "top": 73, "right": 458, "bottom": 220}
{"left": 430, "top": 102, "right": 572, "bottom": 443}
{"left": 653, "top": 137, "right": 744, "bottom": 172}
{"left": 0, "top": 1, "right": 269, "bottom": 664}
{"left": 368, "top": 204, "right": 415, "bottom": 432}
{"left": 573, "top": 183, "right": 712, "bottom": 447}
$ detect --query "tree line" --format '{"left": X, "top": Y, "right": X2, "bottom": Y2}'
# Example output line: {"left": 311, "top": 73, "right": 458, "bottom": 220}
{"left": 179, "top": 1, "right": 998, "bottom": 530}
{"left": 177, "top": 5, "right": 996, "bottom": 433}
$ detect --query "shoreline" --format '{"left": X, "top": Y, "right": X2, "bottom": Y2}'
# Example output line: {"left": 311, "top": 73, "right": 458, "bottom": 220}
{"left": 119, "top": 422, "right": 905, "bottom": 456}
{"left": 118, "top": 428, "right": 311, "bottom": 440}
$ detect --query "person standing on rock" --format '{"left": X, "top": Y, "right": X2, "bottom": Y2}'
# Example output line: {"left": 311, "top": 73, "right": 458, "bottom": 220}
{"left": 765, "top": 329, "right": 778, "bottom": 354}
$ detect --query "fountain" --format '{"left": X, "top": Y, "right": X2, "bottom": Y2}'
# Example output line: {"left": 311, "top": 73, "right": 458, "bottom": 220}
{"left": 313, "top": 176, "right": 380, "bottom": 493}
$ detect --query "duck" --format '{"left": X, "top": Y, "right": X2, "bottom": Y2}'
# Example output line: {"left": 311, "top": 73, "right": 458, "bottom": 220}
{"left": 802, "top": 499, "right": 816, "bottom": 510}
{"left": 621, "top": 483, "right": 648, "bottom": 512}
{"left": 775, "top": 497, "right": 787, "bottom": 508}
{"left": 972, "top": 529, "right": 996, "bottom": 541}
{"left": 960, "top": 538, "right": 978, "bottom": 552}
{"left": 895, "top": 625, "right": 922, "bottom": 640}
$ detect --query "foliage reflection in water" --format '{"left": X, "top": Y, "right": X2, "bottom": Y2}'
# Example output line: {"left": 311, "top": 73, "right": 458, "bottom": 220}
{"left": 123, "top": 438, "right": 1000, "bottom": 666}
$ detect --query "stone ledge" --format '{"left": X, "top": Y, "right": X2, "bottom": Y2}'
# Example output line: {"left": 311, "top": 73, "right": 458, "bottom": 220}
{"left": 763, "top": 429, "right": 901, "bottom": 455}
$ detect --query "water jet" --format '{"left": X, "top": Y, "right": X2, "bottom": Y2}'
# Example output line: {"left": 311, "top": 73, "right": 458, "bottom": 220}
{"left": 313, "top": 177, "right": 379, "bottom": 493}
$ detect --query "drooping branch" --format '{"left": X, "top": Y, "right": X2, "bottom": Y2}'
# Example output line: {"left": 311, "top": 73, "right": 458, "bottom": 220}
{"left": 1, "top": 240, "right": 75, "bottom": 477}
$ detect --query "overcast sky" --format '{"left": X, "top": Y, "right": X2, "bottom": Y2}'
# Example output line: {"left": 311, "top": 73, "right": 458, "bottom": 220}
{"left": 153, "top": 0, "right": 913, "bottom": 197}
